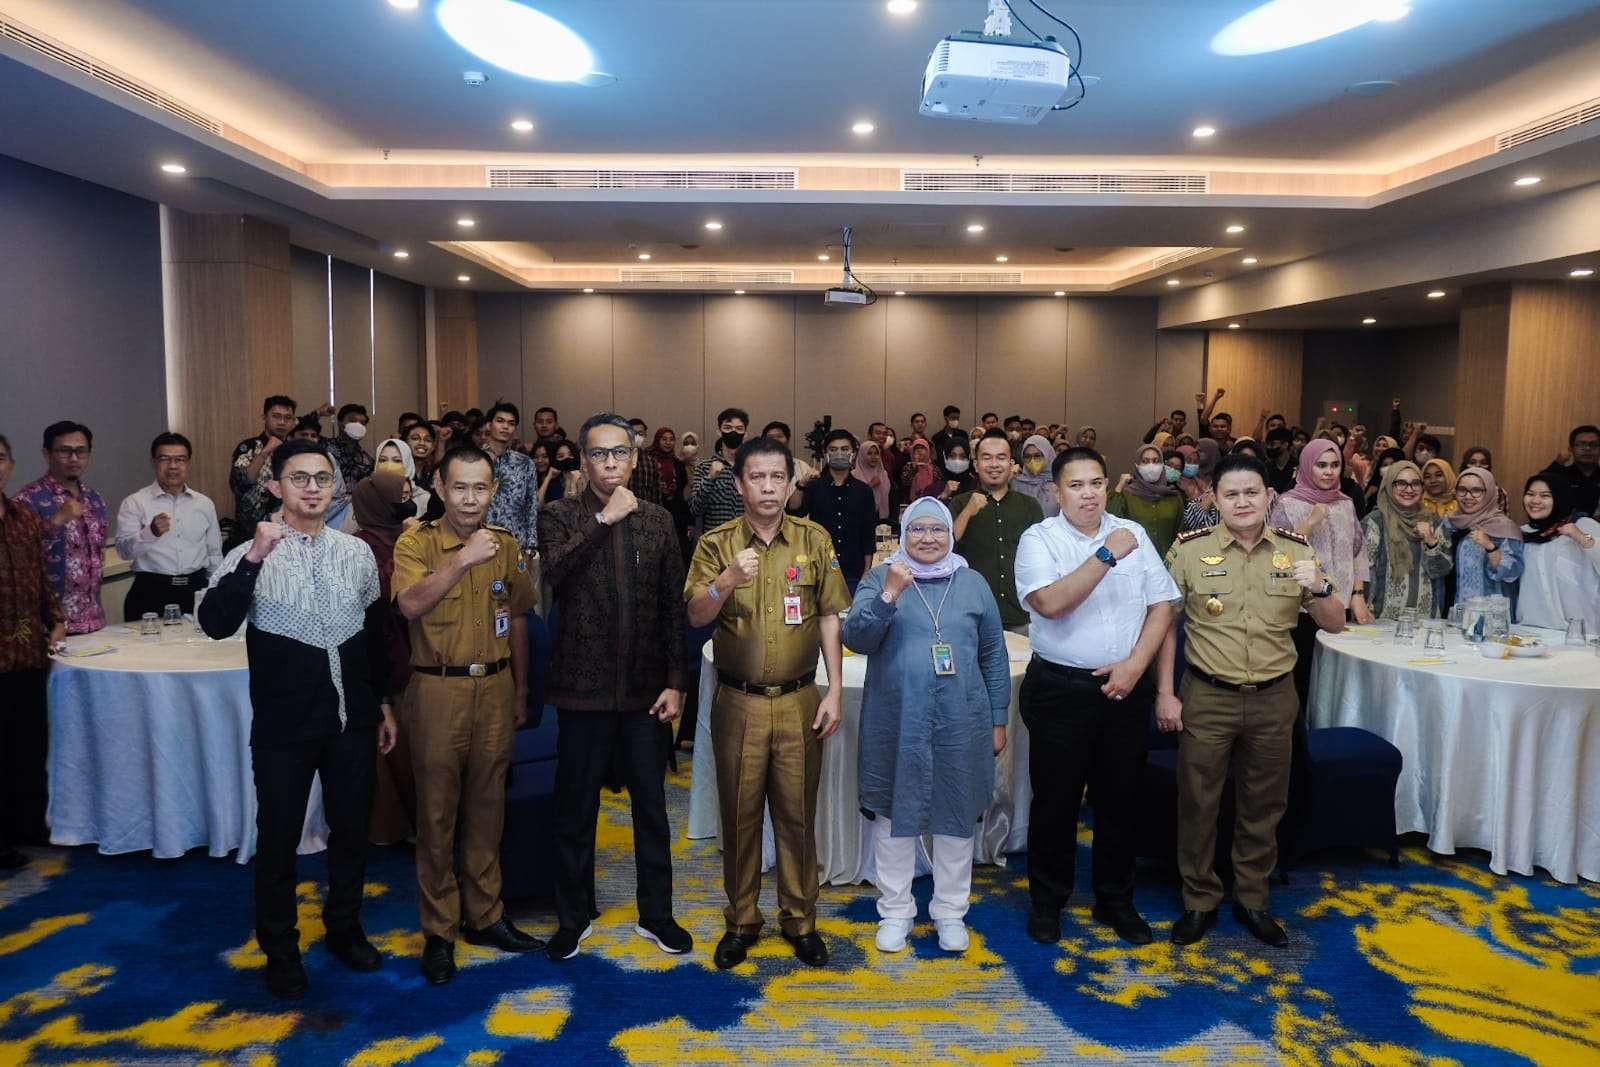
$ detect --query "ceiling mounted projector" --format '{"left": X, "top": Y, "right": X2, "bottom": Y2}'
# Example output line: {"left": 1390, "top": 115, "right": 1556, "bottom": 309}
{"left": 920, "top": 33, "right": 1073, "bottom": 125}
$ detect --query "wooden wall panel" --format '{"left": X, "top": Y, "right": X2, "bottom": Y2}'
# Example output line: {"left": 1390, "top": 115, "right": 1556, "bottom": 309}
{"left": 1155, "top": 330, "right": 1206, "bottom": 433}
{"left": 331, "top": 259, "right": 372, "bottom": 414}
{"left": 288, "top": 247, "right": 330, "bottom": 411}
{"left": 1067, "top": 298, "right": 1159, "bottom": 471}
{"left": 1203, "top": 329, "right": 1304, "bottom": 444}
{"left": 434, "top": 289, "right": 480, "bottom": 417}
{"left": 1453, "top": 284, "right": 1513, "bottom": 478}
{"left": 1502, "top": 283, "right": 1600, "bottom": 511}
{"left": 475, "top": 292, "right": 525, "bottom": 420}
{"left": 885, "top": 298, "right": 977, "bottom": 444}
{"left": 520, "top": 293, "right": 611, "bottom": 433}
{"left": 794, "top": 299, "right": 888, "bottom": 454}
{"left": 975, "top": 297, "right": 1069, "bottom": 431}
{"left": 372, "top": 272, "right": 423, "bottom": 429}
{"left": 613, "top": 295, "right": 705, "bottom": 440}
{"left": 702, "top": 295, "right": 796, "bottom": 442}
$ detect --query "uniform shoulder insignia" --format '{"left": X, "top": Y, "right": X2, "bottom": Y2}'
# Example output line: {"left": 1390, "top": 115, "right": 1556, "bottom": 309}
{"left": 1274, "top": 527, "right": 1311, "bottom": 546}
{"left": 1175, "top": 526, "right": 1214, "bottom": 544}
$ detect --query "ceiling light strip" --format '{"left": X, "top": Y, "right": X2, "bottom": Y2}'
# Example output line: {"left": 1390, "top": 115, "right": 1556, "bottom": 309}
{"left": 486, "top": 167, "right": 799, "bottom": 190}
{"left": 901, "top": 170, "right": 1210, "bottom": 194}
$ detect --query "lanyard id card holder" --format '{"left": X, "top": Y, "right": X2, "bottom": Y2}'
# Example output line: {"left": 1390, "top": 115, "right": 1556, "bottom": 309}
{"left": 912, "top": 579, "right": 957, "bottom": 676}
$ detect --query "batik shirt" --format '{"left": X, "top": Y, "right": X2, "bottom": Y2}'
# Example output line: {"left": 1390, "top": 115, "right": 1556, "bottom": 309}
{"left": 487, "top": 447, "right": 539, "bottom": 552}
{"left": 230, "top": 434, "right": 278, "bottom": 536}
{"left": 14, "top": 473, "right": 107, "bottom": 634}
{"left": 325, "top": 434, "right": 374, "bottom": 489}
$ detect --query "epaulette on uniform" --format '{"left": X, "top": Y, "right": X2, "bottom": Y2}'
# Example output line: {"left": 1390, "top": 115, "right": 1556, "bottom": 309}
{"left": 1273, "top": 527, "right": 1311, "bottom": 546}
{"left": 1174, "top": 526, "right": 1214, "bottom": 544}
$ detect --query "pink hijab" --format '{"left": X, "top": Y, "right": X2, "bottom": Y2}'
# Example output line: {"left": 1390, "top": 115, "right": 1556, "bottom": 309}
{"left": 1447, "top": 467, "right": 1524, "bottom": 541}
{"left": 1284, "top": 438, "right": 1349, "bottom": 505}
{"left": 853, "top": 440, "right": 892, "bottom": 519}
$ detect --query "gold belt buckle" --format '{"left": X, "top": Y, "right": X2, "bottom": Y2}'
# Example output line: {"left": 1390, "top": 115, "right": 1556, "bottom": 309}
{"left": 762, "top": 684, "right": 783, "bottom": 698}
{"left": 468, "top": 663, "right": 488, "bottom": 678}
{"left": 1240, "top": 683, "right": 1258, "bottom": 694}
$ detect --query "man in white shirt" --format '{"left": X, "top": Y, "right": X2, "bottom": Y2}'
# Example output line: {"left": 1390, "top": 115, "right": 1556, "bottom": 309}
{"left": 1014, "top": 446, "right": 1177, "bottom": 947}
{"left": 116, "top": 432, "right": 223, "bottom": 621}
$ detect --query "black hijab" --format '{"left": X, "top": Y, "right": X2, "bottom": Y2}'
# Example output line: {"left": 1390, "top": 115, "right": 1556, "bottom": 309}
{"left": 1522, "top": 474, "right": 1577, "bottom": 544}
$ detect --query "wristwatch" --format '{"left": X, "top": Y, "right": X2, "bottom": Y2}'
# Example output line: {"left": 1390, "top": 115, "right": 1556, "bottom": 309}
{"left": 1094, "top": 545, "right": 1118, "bottom": 568}
{"left": 1311, "top": 578, "right": 1334, "bottom": 598}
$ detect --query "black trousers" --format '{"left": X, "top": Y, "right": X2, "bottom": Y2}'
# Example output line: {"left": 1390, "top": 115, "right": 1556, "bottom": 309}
{"left": 122, "top": 570, "right": 207, "bottom": 622}
{"left": 1019, "top": 657, "right": 1151, "bottom": 911}
{"left": 250, "top": 726, "right": 377, "bottom": 960}
{"left": 0, "top": 668, "right": 49, "bottom": 849}
{"left": 552, "top": 707, "right": 673, "bottom": 931}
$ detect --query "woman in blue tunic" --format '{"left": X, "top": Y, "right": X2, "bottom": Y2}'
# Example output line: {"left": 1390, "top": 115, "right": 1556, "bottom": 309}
{"left": 842, "top": 497, "right": 1012, "bottom": 955}
{"left": 1448, "top": 466, "right": 1525, "bottom": 605}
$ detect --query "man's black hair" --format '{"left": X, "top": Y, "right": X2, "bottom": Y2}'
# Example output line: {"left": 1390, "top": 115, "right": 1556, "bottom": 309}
{"left": 942, "top": 405, "right": 961, "bottom": 418}
{"left": 1569, "top": 424, "right": 1600, "bottom": 446}
{"left": 43, "top": 420, "right": 93, "bottom": 451}
{"left": 150, "top": 431, "right": 192, "bottom": 458}
{"left": 1265, "top": 427, "right": 1293, "bottom": 445}
{"left": 762, "top": 420, "right": 792, "bottom": 439}
{"left": 578, "top": 412, "right": 635, "bottom": 450}
{"left": 337, "top": 403, "right": 367, "bottom": 422}
{"left": 1214, "top": 452, "right": 1268, "bottom": 487}
{"left": 269, "top": 438, "right": 332, "bottom": 480}
{"left": 1051, "top": 446, "right": 1106, "bottom": 482}
{"left": 822, "top": 428, "right": 858, "bottom": 451}
{"left": 437, "top": 444, "right": 495, "bottom": 482}
{"left": 262, "top": 395, "right": 296, "bottom": 415}
{"left": 1416, "top": 433, "right": 1442, "bottom": 453}
{"left": 733, "top": 435, "right": 795, "bottom": 479}
{"left": 485, "top": 400, "right": 521, "bottom": 425}
{"left": 716, "top": 407, "right": 750, "bottom": 427}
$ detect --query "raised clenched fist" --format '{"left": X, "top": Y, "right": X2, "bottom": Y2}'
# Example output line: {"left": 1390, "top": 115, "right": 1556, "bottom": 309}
{"left": 1104, "top": 527, "right": 1138, "bottom": 560}
{"left": 460, "top": 528, "right": 500, "bottom": 567}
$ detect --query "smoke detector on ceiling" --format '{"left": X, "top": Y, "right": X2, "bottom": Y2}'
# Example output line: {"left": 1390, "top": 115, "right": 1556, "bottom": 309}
{"left": 462, "top": 70, "right": 488, "bottom": 86}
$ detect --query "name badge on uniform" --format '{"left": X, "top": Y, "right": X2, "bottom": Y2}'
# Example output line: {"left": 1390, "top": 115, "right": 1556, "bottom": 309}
{"left": 931, "top": 643, "right": 956, "bottom": 676}
{"left": 495, "top": 608, "right": 510, "bottom": 636}
{"left": 783, "top": 592, "right": 803, "bottom": 626}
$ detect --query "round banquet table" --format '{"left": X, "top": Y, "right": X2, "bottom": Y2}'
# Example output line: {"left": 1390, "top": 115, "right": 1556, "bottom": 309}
{"left": 47, "top": 624, "right": 328, "bottom": 863}
{"left": 687, "top": 630, "right": 1034, "bottom": 886}
{"left": 1309, "top": 623, "right": 1600, "bottom": 883}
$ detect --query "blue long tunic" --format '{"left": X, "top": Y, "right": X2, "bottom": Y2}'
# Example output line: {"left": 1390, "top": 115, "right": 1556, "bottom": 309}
{"left": 1452, "top": 531, "right": 1524, "bottom": 606}
{"left": 842, "top": 565, "right": 1012, "bottom": 838}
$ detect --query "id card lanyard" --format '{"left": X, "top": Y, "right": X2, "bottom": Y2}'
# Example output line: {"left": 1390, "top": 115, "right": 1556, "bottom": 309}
{"left": 910, "top": 577, "right": 957, "bottom": 676}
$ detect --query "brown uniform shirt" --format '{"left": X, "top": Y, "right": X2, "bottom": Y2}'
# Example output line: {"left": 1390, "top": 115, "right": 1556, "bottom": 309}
{"left": 1165, "top": 524, "right": 1332, "bottom": 685}
{"left": 684, "top": 513, "right": 851, "bottom": 685}
{"left": 392, "top": 521, "right": 537, "bottom": 668}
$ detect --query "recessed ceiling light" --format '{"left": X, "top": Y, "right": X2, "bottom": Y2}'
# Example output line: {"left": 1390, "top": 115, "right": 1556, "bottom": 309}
{"left": 886, "top": 0, "right": 918, "bottom": 13}
{"left": 1228, "top": 322, "right": 1241, "bottom": 329}
{"left": 1166, "top": 279, "right": 1181, "bottom": 286}
{"left": 895, "top": 290, "right": 907, "bottom": 296}
{"left": 457, "top": 274, "right": 471, "bottom": 282}
{"left": 851, "top": 121, "right": 875, "bottom": 135}
{"left": 509, "top": 118, "right": 534, "bottom": 132}
{"left": 1514, "top": 175, "right": 1542, "bottom": 187}
{"left": 1362, "top": 317, "right": 1377, "bottom": 325}
{"left": 1346, "top": 79, "right": 1397, "bottom": 96}
{"left": 1213, "top": 1, "right": 1413, "bottom": 55}
{"left": 637, "top": 253, "right": 651, "bottom": 261}
{"left": 437, "top": 0, "right": 596, "bottom": 83}
{"left": 457, "top": 217, "right": 475, "bottom": 228}
{"left": 995, "top": 255, "right": 1009, "bottom": 263}
{"left": 966, "top": 223, "right": 985, "bottom": 234}
{"left": 1571, "top": 268, "right": 1595, "bottom": 278}
{"left": 582, "top": 287, "right": 595, "bottom": 293}
{"left": 1426, "top": 289, "right": 1446, "bottom": 299}
{"left": 704, "top": 220, "right": 723, "bottom": 231}
{"left": 160, "top": 162, "right": 187, "bottom": 174}
{"left": 1192, "top": 125, "right": 1217, "bottom": 138}
{"left": 393, "top": 250, "right": 409, "bottom": 259}
{"left": 734, "top": 289, "right": 746, "bottom": 295}
{"left": 1225, "top": 224, "right": 1246, "bottom": 234}
{"left": 1053, "top": 290, "right": 1066, "bottom": 297}
{"left": 818, "top": 254, "right": 830, "bottom": 261}
{"left": 1241, "top": 256, "right": 1258, "bottom": 265}
{"left": 388, "top": 0, "right": 419, "bottom": 8}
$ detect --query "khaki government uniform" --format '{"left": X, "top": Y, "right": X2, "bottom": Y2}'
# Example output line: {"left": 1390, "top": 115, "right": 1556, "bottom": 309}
{"left": 685, "top": 514, "right": 851, "bottom": 936}
{"left": 392, "top": 520, "right": 537, "bottom": 940}
{"left": 1164, "top": 523, "right": 1332, "bottom": 912}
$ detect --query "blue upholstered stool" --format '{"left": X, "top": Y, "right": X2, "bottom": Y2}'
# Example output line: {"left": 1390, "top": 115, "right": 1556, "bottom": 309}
{"left": 1278, "top": 726, "right": 1402, "bottom": 880}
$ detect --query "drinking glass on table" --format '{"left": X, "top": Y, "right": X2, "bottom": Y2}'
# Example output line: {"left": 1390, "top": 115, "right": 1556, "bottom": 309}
{"left": 163, "top": 603, "right": 182, "bottom": 627}
{"left": 1394, "top": 616, "right": 1417, "bottom": 644}
{"left": 1423, "top": 620, "right": 1446, "bottom": 653}
{"left": 1565, "top": 618, "right": 1588, "bottom": 646}
{"left": 1448, "top": 602, "right": 1465, "bottom": 630}
{"left": 139, "top": 612, "right": 160, "bottom": 638}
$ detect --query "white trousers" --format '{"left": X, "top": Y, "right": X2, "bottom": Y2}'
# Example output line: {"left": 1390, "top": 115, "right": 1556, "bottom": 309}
{"left": 873, "top": 818, "right": 975, "bottom": 921}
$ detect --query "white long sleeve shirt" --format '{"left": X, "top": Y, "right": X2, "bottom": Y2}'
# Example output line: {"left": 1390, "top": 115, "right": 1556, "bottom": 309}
{"left": 115, "top": 482, "right": 223, "bottom": 576}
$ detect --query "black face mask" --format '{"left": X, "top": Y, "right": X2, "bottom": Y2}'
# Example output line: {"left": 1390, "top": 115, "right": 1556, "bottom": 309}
{"left": 720, "top": 430, "right": 745, "bottom": 451}
{"left": 394, "top": 499, "right": 418, "bottom": 521}
{"left": 554, "top": 455, "right": 581, "bottom": 473}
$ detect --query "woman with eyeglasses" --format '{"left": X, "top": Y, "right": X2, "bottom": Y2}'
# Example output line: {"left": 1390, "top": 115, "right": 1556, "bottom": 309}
{"left": 841, "top": 497, "right": 1011, "bottom": 956}
{"left": 1354, "top": 462, "right": 1453, "bottom": 621}
{"left": 1447, "top": 467, "right": 1524, "bottom": 604}
{"left": 1515, "top": 474, "right": 1600, "bottom": 633}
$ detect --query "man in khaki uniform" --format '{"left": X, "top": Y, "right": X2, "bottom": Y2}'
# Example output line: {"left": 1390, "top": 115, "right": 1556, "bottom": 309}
{"left": 1155, "top": 453, "right": 1345, "bottom": 949}
{"left": 685, "top": 436, "right": 850, "bottom": 970}
{"left": 394, "top": 445, "right": 544, "bottom": 984}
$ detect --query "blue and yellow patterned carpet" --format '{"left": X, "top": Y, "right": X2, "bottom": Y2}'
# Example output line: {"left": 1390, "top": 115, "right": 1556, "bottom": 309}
{"left": 3, "top": 760, "right": 1599, "bottom": 1065}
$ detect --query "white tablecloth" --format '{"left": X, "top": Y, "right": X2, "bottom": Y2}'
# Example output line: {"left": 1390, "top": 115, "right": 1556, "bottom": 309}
{"left": 47, "top": 625, "right": 327, "bottom": 863}
{"left": 688, "top": 631, "right": 1033, "bottom": 886}
{"left": 1309, "top": 623, "right": 1600, "bottom": 883}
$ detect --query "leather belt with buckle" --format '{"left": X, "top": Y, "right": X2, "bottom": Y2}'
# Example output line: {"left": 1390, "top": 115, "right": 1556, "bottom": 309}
{"left": 716, "top": 669, "right": 817, "bottom": 698}
{"left": 415, "top": 657, "right": 510, "bottom": 679}
{"left": 1187, "top": 666, "right": 1289, "bottom": 694}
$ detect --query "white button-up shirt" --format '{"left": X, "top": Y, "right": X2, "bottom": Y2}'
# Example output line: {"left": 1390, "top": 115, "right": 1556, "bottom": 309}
{"left": 115, "top": 482, "right": 223, "bottom": 576}
{"left": 1014, "top": 512, "right": 1179, "bottom": 669}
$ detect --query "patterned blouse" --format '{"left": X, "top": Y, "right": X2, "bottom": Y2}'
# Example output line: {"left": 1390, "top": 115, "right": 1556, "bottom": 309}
{"left": 14, "top": 474, "right": 107, "bottom": 634}
{"left": 1268, "top": 495, "right": 1369, "bottom": 609}
{"left": 1452, "top": 532, "right": 1525, "bottom": 605}
{"left": 1359, "top": 511, "right": 1454, "bottom": 620}
{"left": 0, "top": 500, "right": 64, "bottom": 671}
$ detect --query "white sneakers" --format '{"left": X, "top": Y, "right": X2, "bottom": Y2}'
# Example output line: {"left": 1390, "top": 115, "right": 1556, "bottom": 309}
{"left": 875, "top": 918, "right": 970, "bottom": 953}
{"left": 876, "top": 918, "right": 914, "bottom": 952}
{"left": 935, "top": 919, "right": 969, "bottom": 953}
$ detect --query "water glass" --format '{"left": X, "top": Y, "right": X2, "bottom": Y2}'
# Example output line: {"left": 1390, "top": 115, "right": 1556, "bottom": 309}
{"left": 1394, "top": 616, "right": 1417, "bottom": 644}
{"left": 163, "top": 603, "right": 183, "bottom": 627}
{"left": 1565, "top": 618, "right": 1589, "bottom": 646}
{"left": 1423, "top": 620, "right": 1447, "bottom": 652}
{"left": 139, "top": 612, "right": 161, "bottom": 638}
{"left": 1448, "top": 602, "right": 1465, "bottom": 630}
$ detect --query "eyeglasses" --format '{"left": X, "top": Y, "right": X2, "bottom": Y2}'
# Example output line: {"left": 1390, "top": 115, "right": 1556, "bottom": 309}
{"left": 906, "top": 524, "right": 950, "bottom": 539}
{"left": 1391, "top": 479, "right": 1423, "bottom": 489}
{"left": 284, "top": 471, "right": 335, "bottom": 488}
{"left": 51, "top": 446, "right": 91, "bottom": 458}
{"left": 1456, "top": 486, "right": 1486, "bottom": 498}
{"left": 155, "top": 456, "right": 190, "bottom": 465}
{"left": 584, "top": 446, "right": 634, "bottom": 463}
{"left": 1574, "top": 439, "right": 1600, "bottom": 451}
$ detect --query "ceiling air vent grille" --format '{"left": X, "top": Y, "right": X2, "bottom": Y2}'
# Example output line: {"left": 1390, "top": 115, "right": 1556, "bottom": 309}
{"left": 902, "top": 170, "right": 1209, "bottom": 194}
{"left": 1496, "top": 96, "right": 1600, "bottom": 152}
{"left": 855, "top": 269, "right": 1025, "bottom": 286}
{"left": 618, "top": 268, "right": 795, "bottom": 285}
{"left": 0, "top": 13, "right": 222, "bottom": 134}
{"left": 488, "top": 167, "right": 798, "bottom": 190}
{"left": 1149, "top": 247, "right": 1213, "bottom": 269}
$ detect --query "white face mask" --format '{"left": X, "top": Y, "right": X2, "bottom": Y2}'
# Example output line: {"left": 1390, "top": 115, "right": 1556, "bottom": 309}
{"left": 944, "top": 458, "right": 970, "bottom": 474}
{"left": 1137, "top": 463, "right": 1164, "bottom": 483}
{"left": 634, "top": 433, "right": 646, "bottom": 447}
{"left": 1415, "top": 450, "right": 1434, "bottom": 465}
{"left": 343, "top": 421, "right": 368, "bottom": 441}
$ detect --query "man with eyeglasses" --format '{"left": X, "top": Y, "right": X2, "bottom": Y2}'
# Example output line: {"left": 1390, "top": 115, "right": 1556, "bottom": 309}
{"left": 16, "top": 420, "right": 108, "bottom": 634}
{"left": 200, "top": 438, "right": 398, "bottom": 999}
{"left": 115, "top": 432, "right": 223, "bottom": 621}
{"left": 537, "top": 414, "right": 691, "bottom": 962}
{"left": 1545, "top": 424, "right": 1600, "bottom": 518}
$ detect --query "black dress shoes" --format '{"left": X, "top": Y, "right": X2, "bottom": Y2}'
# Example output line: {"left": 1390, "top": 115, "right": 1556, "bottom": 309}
{"left": 1169, "top": 909, "right": 1218, "bottom": 946}
{"left": 421, "top": 935, "right": 457, "bottom": 984}
{"left": 1026, "top": 907, "right": 1061, "bottom": 945}
{"left": 1091, "top": 902, "right": 1154, "bottom": 946}
{"left": 1232, "top": 903, "right": 1289, "bottom": 948}
{"left": 326, "top": 927, "right": 383, "bottom": 972}
{"left": 462, "top": 916, "right": 546, "bottom": 954}
{"left": 713, "top": 931, "right": 759, "bottom": 970}
{"left": 264, "top": 955, "right": 308, "bottom": 1000}
{"left": 782, "top": 930, "right": 828, "bottom": 967}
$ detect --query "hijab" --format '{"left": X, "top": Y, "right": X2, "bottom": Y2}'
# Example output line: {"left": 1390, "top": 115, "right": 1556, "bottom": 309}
{"left": 650, "top": 427, "right": 681, "bottom": 494}
{"left": 1284, "top": 438, "right": 1349, "bottom": 505}
{"left": 1126, "top": 443, "right": 1179, "bottom": 503}
{"left": 1195, "top": 438, "right": 1221, "bottom": 479}
{"left": 908, "top": 437, "right": 939, "bottom": 497}
{"left": 1447, "top": 467, "right": 1523, "bottom": 541}
{"left": 375, "top": 437, "right": 416, "bottom": 482}
{"left": 676, "top": 432, "right": 700, "bottom": 462}
{"left": 1149, "top": 431, "right": 1174, "bottom": 451}
{"left": 885, "top": 497, "right": 968, "bottom": 580}
{"left": 1421, "top": 458, "right": 1457, "bottom": 507}
{"left": 853, "top": 439, "right": 892, "bottom": 519}
{"left": 351, "top": 470, "right": 409, "bottom": 549}
{"left": 1375, "top": 461, "right": 1424, "bottom": 553}
{"left": 1013, "top": 435, "right": 1059, "bottom": 517}
{"left": 1521, "top": 474, "right": 1577, "bottom": 545}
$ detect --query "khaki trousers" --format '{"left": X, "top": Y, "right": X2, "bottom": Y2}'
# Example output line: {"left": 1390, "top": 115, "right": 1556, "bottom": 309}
{"left": 1175, "top": 672, "right": 1298, "bottom": 911}
{"left": 404, "top": 671, "right": 514, "bottom": 940}
{"left": 711, "top": 683, "right": 822, "bottom": 936}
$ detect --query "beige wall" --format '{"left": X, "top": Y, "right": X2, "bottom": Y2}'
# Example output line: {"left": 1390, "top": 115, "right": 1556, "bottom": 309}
{"left": 478, "top": 292, "right": 1202, "bottom": 466}
{"left": 1203, "top": 330, "right": 1305, "bottom": 442}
